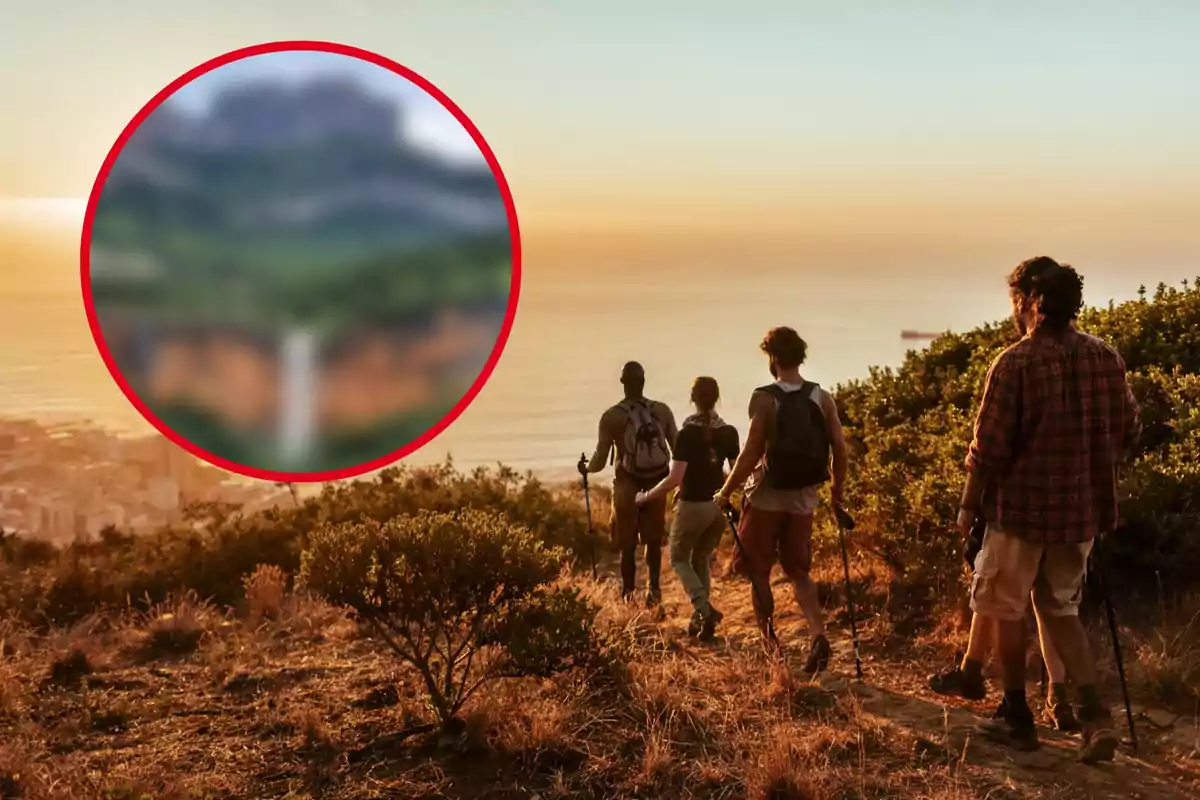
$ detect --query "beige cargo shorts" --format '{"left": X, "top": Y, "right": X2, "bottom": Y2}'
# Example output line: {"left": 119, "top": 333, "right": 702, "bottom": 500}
{"left": 969, "top": 526, "right": 1093, "bottom": 622}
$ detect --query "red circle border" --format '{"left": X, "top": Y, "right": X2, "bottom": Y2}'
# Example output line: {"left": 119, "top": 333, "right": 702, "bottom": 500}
{"left": 79, "top": 40, "right": 523, "bottom": 484}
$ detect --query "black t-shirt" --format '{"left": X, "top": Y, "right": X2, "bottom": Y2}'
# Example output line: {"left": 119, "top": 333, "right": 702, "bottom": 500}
{"left": 673, "top": 422, "right": 740, "bottom": 502}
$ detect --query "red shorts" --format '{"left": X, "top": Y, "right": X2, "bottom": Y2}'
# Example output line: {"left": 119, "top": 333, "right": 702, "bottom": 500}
{"left": 730, "top": 503, "right": 814, "bottom": 580}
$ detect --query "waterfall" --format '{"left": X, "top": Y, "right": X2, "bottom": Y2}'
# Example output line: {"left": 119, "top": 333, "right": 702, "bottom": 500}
{"left": 279, "top": 327, "right": 317, "bottom": 466}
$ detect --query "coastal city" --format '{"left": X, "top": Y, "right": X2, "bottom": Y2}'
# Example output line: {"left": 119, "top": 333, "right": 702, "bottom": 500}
{"left": 0, "top": 417, "right": 291, "bottom": 542}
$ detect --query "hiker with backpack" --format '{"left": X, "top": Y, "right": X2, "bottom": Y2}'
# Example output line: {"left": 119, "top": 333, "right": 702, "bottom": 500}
{"left": 953, "top": 257, "right": 1141, "bottom": 761}
{"left": 578, "top": 361, "right": 678, "bottom": 605}
{"left": 713, "top": 327, "right": 848, "bottom": 672}
{"left": 634, "top": 377, "right": 740, "bottom": 640}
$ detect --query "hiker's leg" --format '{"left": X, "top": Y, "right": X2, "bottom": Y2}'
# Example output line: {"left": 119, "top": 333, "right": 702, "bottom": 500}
{"left": 691, "top": 505, "right": 726, "bottom": 604}
{"left": 779, "top": 512, "right": 824, "bottom": 638}
{"left": 782, "top": 510, "right": 831, "bottom": 672}
{"left": 930, "top": 609, "right": 991, "bottom": 698}
{"left": 1034, "top": 604, "right": 1068, "bottom": 685}
{"left": 1034, "top": 599, "right": 1078, "bottom": 730}
{"left": 964, "top": 612, "right": 995, "bottom": 666}
{"left": 669, "top": 503, "right": 707, "bottom": 614}
{"left": 1032, "top": 541, "right": 1098, "bottom": 689}
{"left": 970, "top": 528, "right": 1041, "bottom": 712}
{"left": 640, "top": 494, "right": 667, "bottom": 599}
{"left": 735, "top": 503, "right": 779, "bottom": 630}
{"left": 1033, "top": 540, "right": 1116, "bottom": 760}
{"left": 612, "top": 477, "right": 639, "bottom": 597}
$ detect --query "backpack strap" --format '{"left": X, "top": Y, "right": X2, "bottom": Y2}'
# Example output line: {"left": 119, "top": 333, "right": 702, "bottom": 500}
{"left": 757, "top": 383, "right": 785, "bottom": 400}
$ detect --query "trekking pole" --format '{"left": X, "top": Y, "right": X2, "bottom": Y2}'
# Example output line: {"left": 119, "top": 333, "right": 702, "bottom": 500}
{"left": 722, "top": 508, "right": 780, "bottom": 653}
{"left": 1092, "top": 550, "right": 1138, "bottom": 752}
{"left": 579, "top": 453, "right": 597, "bottom": 580}
{"left": 834, "top": 506, "right": 864, "bottom": 680}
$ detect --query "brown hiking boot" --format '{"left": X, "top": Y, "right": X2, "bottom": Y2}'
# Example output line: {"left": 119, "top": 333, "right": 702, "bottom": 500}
{"left": 803, "top": 634, "right": 832, "bottom": 674}
{"left": 698, "top": 607, "right": 723, "bottom": 642}
{"left": 928, "top": 664, "right": 987, "bottom": 701}
{"left": 1045, "top": 696, "right": 1081, "bottom": 733}
{"left": 1078, "top": 706, "right": 1119, "bottom": 764}
{"left": 977, "top": 699, "right": 1040, "bottom": 751}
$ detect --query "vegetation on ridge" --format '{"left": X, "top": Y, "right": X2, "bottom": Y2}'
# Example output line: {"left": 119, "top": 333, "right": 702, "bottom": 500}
{"left": 2, "top": 280, "right": 1199, "bottom": 797}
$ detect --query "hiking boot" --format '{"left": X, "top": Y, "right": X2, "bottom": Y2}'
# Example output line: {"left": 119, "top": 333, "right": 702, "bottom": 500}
{"left": 1045, "top": 697, "right": 1081, "bottom": 733}
{"left": 686, "top": 610, "right": 704, "bottom": 637}
{"left": 698, "top": 607, "right": 723, "bottom": 642}
{"left": 928, "top": 664, "right": 987, "bottom": 701}
{"left": 803, "top": 634, "right": 832, "bottom": 674}
{"left": 977, "top": 699, "right": 1040, "bottom": 751}
{"left": 646, "top": 589, "right": 662, "bottom": 608}
{"left": 1077, "top": 706, "right": 1119, "bottom": 764}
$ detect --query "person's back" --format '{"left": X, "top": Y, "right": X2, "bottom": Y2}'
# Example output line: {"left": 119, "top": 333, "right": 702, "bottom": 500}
{"left": 636, "top": 376, "right": 739, "bottom": 639}
{"left": 579, "top": 361, "right": 679, "bottom": 603}
{"left": 715, "top": 327, "right": 848, "bottom": 671}
{"left": 607, "top": 396, "right": 675, "bottom": 485}
{"left": 960, "top": 256, "right": 1141, "bottom": 762}
{"left": 675, "top": 415, "right": 738, "bottom": 502}
{"left": 975, "top": 327, "right": 1138, "bottom": 544}
{"left": 744, "top": 378, "right": 834, "bottom": 515}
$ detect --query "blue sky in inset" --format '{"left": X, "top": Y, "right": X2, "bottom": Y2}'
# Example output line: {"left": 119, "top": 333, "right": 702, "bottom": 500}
{"left": 167, "top": 50, "right": 482, "bottom": 163}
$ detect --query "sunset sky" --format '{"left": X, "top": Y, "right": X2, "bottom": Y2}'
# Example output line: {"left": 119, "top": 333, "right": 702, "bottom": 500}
{"left": 3, "top": 1, "right": 1200, "bottom": 264}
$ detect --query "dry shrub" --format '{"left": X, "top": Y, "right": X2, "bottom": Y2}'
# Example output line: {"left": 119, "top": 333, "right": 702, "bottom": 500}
{"left": 1131, "top": 591, "right": 1200, "bottom": 711}
{"left": 242, "top": 562, "right": 287, "bottom": 624}
{"left": 0, "top": 617, "right": 31, "bottom": 659}
{"left": 300, "top": 509, "right": 605, "bottom": 731}
{"left": 750, "top": 723, "right": 824, "bottom": 800}
{"left": 0, "top": 662, "right": 25, "bottom": 716}
{"left": 637, "top": 721, "right": 677, "bottom": 788}
{"left": 43, "top": 647, "right": 92, "bottom": 691}
{"left": 133, "top": 591, "right": 216, "bottom": 661}
{"left": 0, "top": 740, "right": 45, "bottom": 799}
{"left": 294, "top": 705, "right": 336, "bottom": 752}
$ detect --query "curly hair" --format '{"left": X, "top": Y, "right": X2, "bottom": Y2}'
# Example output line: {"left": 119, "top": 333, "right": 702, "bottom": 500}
{"left": 760, "top": 326, "right": 808, "bottom": 369}
{"left": 1007, "top": 256, "right": 1084, "bottom": 331}
{"left": 690, "top": 376, "right": 720, "bottom": 413}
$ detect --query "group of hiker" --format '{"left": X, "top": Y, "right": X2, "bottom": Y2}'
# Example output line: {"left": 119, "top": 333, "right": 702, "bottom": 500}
{"left": 577, "top": 256, "right": 1143, "bottom": 765}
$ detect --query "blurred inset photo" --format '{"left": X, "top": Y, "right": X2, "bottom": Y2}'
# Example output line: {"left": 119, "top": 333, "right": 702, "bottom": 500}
{"left": 84, "top": 47, "right": 517, "bottom": 478}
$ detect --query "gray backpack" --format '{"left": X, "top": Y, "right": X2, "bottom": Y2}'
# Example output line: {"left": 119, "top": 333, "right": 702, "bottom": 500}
{"left": 620, "top": 400, "right": 670, "bottom": 479}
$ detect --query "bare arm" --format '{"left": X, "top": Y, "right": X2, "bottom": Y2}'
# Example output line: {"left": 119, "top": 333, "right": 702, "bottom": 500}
{"left": 718, "top": 390, "right": 771, "bottom": 499}
{"left": 640, "top": 460, "right": 687, "bottom": 504}
{"left": 822, "top": 391, "right": 848, "bottom": 506}
{"left": 585, "top": 409, "right": 616, "bottom": 474}
{"left": 659, "top": 403, "right": 679, "bottom": 453}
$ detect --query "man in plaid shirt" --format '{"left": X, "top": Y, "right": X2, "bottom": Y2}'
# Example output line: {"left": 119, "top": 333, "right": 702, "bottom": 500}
{"left": 954, "top": 256, "right": 1141, "bottom": 762}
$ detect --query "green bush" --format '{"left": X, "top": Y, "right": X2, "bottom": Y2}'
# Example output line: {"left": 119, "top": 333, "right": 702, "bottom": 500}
{"left": 299, "top": 509, "right": 603, "bottom": 729}
{"left": 828, "top": 278, "right": 1200, "bottom": 615}
{"left": 0, "top": 462, "right": 594, "bottom": 629}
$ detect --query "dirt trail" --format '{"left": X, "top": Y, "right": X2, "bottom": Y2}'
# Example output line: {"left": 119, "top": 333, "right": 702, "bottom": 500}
{"left": 616, "top": 553, "right": 1200, "bottom": 799}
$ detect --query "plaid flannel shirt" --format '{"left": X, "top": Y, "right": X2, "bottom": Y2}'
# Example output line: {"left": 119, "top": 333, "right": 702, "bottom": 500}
{"left": 965, "top": 328, "right": 1142, "bottom": 544}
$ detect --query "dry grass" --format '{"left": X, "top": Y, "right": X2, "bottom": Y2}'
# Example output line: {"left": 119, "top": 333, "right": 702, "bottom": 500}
{"left": 128, "top": 592, "right": 217, "bottom": 662}
{"left": 242, "top": 562, "right": 288, "bottom": 625}
{"left": 1128, "top": 592, "right": 1200, "bottom": 714}
{"left": 0, "top": 563, "right": 1197, "bottom": 800}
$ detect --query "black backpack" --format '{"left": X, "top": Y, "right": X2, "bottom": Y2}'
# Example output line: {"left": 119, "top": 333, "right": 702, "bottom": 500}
{"left": 760, "top": 382, "right": 831, "bottom": 490}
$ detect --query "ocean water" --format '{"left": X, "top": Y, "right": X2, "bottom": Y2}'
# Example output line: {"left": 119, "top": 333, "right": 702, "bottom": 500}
{"left": 1, "top": 216, "right": 1020, "bottom": 486}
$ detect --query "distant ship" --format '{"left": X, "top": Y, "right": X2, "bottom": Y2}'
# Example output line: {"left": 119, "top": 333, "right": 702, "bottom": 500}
{"left": 900, "top": 330, "right": 942, "bottom": 340}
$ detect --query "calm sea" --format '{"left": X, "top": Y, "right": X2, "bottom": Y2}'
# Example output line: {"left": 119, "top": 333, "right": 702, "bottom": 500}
{"left": 1, "top": 214, "right": 1017, "bottom": 486}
